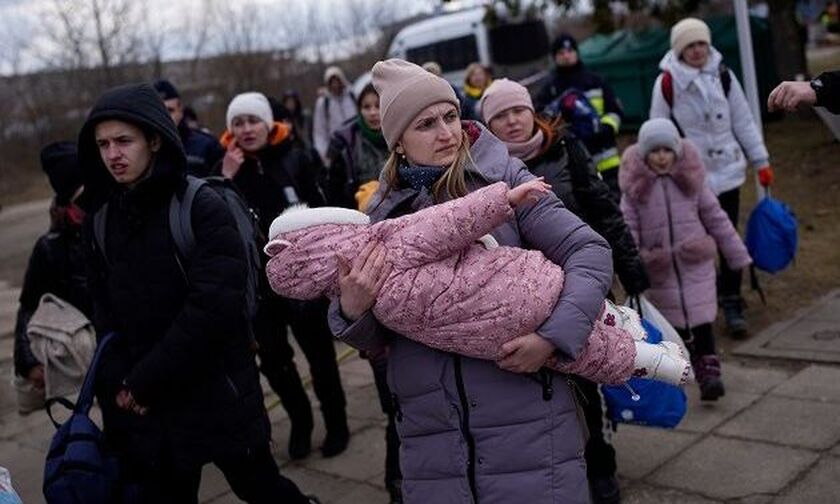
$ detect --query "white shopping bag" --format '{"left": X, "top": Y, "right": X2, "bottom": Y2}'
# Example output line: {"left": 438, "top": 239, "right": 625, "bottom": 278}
{"left": 624, "top": 295, "right": 695, "bottom": 382}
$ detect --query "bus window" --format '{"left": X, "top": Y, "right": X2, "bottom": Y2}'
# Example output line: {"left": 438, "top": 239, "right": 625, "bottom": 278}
{"left": 488, "top": 21, "right": 549, "bottom": 65}
{"left": 405, "top": 35, "right": 480, "bottom": 73}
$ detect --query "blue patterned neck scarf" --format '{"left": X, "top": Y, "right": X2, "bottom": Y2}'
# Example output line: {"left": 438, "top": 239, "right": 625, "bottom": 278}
{"left": 397, "top": 163, "right": 446, "bottom": 192}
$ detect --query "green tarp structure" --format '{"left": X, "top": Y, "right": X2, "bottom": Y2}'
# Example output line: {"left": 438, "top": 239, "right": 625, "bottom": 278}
{"left": 578, "top": 15, "right": 779, "bottom": 129}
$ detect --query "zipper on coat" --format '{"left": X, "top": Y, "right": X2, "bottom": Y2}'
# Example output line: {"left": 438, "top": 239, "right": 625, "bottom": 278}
{"left": 453, "top": 355, "right": 478, "bottom": 502}
{"left": 661, "top": 180, "right": 693, "bottom": 338}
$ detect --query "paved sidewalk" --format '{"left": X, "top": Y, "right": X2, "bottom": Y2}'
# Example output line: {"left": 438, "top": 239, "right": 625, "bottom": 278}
{"left": 2, "top": 278, "right": 840, "bottom": 502}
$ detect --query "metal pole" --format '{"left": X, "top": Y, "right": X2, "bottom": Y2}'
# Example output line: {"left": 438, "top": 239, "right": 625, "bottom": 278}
{"left": 733, "top": 0, "right": 766, "bottom": 198}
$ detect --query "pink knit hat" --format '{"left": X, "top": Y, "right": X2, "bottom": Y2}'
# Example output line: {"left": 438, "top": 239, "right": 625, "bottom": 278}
{"left": 479, "top": 78, "right": 534, "bottom": 124}
{"left": 372, "top": 59, "right": 460, "bottom": 150}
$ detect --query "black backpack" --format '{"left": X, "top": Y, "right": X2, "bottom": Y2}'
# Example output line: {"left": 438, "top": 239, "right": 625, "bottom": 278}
{"left": 92, "top": 176, "right": 263, "bottom": 331}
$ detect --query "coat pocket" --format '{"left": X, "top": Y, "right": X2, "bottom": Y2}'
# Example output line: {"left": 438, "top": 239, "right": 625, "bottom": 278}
{"left": 677, "top": 235, "right": 717, "bottom": 264}
{"left": 639, "top": 246, "right": 671, "bottom": 284}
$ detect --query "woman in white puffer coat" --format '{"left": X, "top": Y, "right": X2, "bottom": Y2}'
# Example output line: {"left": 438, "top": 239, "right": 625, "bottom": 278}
{"left": 649, "top": 17, "right": 772, "bottom": 338}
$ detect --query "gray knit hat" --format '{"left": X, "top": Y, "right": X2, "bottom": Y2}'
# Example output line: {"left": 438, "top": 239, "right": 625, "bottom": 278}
{"left": 372, "top": 59, "right": 460, "bottom": 150}
{"left": 638, "top": 118, "right": 682, "bottom": 158}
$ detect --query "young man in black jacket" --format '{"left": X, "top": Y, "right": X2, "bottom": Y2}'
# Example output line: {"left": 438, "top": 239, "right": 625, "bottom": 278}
{"left": 78, "top": 82, "right": 313, "bottom": 503}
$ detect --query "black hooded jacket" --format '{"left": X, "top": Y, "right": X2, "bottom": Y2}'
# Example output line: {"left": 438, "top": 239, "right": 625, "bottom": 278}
{"left": 78, "top": 83, "right": 268, "bottom": 469}
{"left": 528, "top": 130, "right": 650, "bottom": 295}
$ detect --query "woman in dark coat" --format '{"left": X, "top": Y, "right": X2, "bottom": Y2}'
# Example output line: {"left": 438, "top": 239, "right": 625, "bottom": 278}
{"left": 329, "top": 59, "right": 612, "bottom": 504}
{"left": 219, "top": 91, "right": 349, "bottom": 460}
{"left": 325, "top": 83, "right": 389, "bottom": 210}
{"left": 481, "top": 78, "right": 649, "bottom": 504}
{"left": 14, "top": 142, "right": 91, "bottom": 414}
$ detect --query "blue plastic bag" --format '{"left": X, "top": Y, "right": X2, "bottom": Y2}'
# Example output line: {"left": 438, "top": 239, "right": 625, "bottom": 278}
{"left": 745, "top": 196, "right": 798, "bottom": 273}
{"left": 602, "top": 319, "right": 687, "bottom": 428}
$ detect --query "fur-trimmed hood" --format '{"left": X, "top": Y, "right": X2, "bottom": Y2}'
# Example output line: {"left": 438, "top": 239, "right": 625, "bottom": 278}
{"left": 619, "top": 139, "right": 706, "bottom": 203}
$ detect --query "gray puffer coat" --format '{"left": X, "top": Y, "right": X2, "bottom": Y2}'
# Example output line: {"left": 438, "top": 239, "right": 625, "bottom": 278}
{"left": 329, "top": 122, "right": 612, "bottom": 503}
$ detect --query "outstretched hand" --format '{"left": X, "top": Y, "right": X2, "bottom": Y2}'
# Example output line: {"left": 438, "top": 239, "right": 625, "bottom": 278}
{"left": 497, "top": 332, "right": 556, "bottom": 374}
{"left": 767, "top": 81, "right": 816, "bottom": 112}
{"left": 508, "top": 177, "right": 552, "bottom": 207}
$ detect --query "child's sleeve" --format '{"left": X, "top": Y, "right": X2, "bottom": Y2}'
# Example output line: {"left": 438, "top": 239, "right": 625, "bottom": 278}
{"left": 697, "top": 187, "right": 751, "bottom": 271}
{"left": 551, "top": 306, "right": 637, "bottom": 385}
{"left": 382, "top": 181, "right": 513, "bottom": 268}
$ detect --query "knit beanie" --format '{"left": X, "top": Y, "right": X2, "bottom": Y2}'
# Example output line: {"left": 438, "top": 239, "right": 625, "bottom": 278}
{"left": 670, "top": 18, "right": 711, "bottom": 57}
{"left": 226, "top": 92, "right": 273, "bottom": 130}
{"left": 638, "top": 118, "right": 682, "bottom": 158}
{"left": 372, "top": 58, "right": 460, "bottom": 150}
{"left": 40, "top": 141, "right": 82, "bottom": 205}
{"left": 480, "top": 78, "right": 534, "bottom": 123}
{"left": 551, "top": 33, "right": 578, "bottom": 54}
{"left": 153, "top": 79, "right": 180, "bottom": 100}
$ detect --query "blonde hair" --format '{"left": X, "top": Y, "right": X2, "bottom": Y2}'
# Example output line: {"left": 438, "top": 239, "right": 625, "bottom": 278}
{"left": 379, "top": 130, "right": 474, "bottom": 205}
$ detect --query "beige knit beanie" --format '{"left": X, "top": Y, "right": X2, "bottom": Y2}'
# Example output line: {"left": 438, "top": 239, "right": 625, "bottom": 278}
{"left": 670, "top": 18, "right": 711, "bottom": 57}
{"left": 372, "top": 59, "right": 460, "bottom": 150}
{"left": 480, "top": 78, "right": 534, "bottom": 123}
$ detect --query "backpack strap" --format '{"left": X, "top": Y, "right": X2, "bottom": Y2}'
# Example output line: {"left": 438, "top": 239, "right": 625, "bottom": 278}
{"left": 660, "top": 71, "right": 686, "bottom": 138}
{"left": 169, "top": 176, "right": 206, "bottom": 259}
{"left": 661, "top": 71, "right": 674, "bottom": 108}
{"left": 93, "top": 203, "right": 109, "bottom": 264}
{"left": 719, "top": 63, "right": 732, "bottom": 97}
{"left": 45, "top": 332, "right": 116, "bottom": 427}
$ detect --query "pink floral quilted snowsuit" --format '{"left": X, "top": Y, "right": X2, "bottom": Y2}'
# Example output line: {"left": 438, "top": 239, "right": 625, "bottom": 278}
{"left": 265, "top": 182, "right": 639, "bottom": 384}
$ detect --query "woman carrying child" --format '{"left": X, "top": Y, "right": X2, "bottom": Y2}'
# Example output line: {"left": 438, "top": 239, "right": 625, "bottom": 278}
{"left": 327, "top": 58, "right": 614, "bottom": 503}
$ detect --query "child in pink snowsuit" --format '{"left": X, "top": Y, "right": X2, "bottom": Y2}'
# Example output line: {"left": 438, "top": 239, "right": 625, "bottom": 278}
{"left": 265, "top": 179, "right": 689, "bottom": 385}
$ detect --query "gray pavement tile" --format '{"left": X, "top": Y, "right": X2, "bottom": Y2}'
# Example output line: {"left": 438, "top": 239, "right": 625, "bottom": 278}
{"left": 199, "top": 464, "right": 236, "bottom": 503}
{"left": 771, "top": 365, "right": 840, "bottom": 403}
{"left": 613, "top": 425, "right": 700, "bottom": 479}
{"left": 346, "top": 384, "right": 389, "bottom": 423}
{"left": 302, "top": 426, "right": 387, "bottom": 483}
{"left": 777, "top": 455, "right": 840, "bottom": 504}
{"left": 805, "top": 290, "right": 840, "bottom": 322}
{"left": 0, "top": 407, "right": 54, "bottom": 440}
{"left": 280, "top": 465, "right": 390, "bottom": 504}
{"left": 720, "top": 361, "right": 793, "bottom": 395}
{"left": 621, "top": 481, "right": 722, "bottom": 503}
{"left": 1, "top": 440, "right": 47, "bottom": 504}
{"left": 675, "top": 388, "right": 761, "bottom": 434}
{"left": 833, "top": 443, "right": 840, "bottom": 457}
{"left": 717, "top": 395, "right": 840, "bottom": 450}
{"left": 648, "top": 436, "right": 818, "bottom": 499}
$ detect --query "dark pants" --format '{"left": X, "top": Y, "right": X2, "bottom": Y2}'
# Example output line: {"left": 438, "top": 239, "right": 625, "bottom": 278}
{"left": 369, "top": 354, "right": 402, "bottom": 489}
{"left": 676, "top": 323, "right": 716, "bottom": 357}
{"left": 717, "top": 188, "right": 743, "bottom": 300}
{"left": 122, "top": 444, "right": 309, "bottom": 504}
{"left": 254, "top": 289, "right": 346, "bottom": 430}
{"left": 570, "top": 375, "right": 616, "bottom": 479}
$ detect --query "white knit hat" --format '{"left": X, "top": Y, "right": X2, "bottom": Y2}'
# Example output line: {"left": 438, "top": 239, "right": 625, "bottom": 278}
{"left": 226, "top": 92, "right": 273, "bottom": 130}
{"left": 670, "top": 18, "right": 711, "bottom": 57}
{"left": 638, "top": 118, "right": 682, "bottom": 158}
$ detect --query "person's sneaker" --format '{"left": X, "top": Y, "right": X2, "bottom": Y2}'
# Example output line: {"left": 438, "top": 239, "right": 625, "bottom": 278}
{"left": 693, "top": 355, "right": 726, "bottom": 401}
{"left": 589, "top": 474, "right": 621, "bottom": 504}
{"left": 13, "top": 375, "right": 45, "bottom": 415}
{"left": 721, "top": 295, "right": 748, "bottom": 339}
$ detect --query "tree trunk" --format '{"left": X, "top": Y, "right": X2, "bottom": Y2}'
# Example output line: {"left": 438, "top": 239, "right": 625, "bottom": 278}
{"left": 767, "top": 0, "right": 807, "bottom": 79}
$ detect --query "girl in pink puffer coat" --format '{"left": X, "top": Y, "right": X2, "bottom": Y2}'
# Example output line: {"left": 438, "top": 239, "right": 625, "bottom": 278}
{"left": 619, "top": 118, "right": 752, "bottom": 401}
{"left": 264, "top": 178, "right": 690, "bottom": 386}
